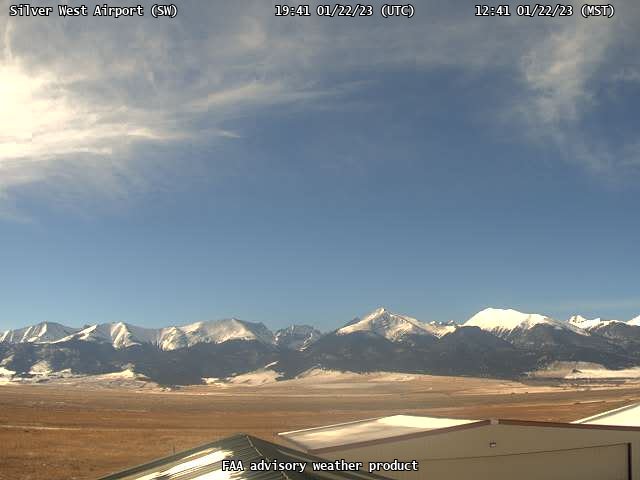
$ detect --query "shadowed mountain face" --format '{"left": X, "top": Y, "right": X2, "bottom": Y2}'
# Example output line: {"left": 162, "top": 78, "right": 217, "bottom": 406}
{"left": 297, "top": 331, "right": 411, "bottom": 373}
{"left": 1, "top": 308, "right": 640, "bottom": 385}
{"left": 294, "top": 326, "right": 538, "bottom": 378}
{"left": 275, "top": 325, "right": 322, "bottom": 350}
{"left": 0, "top": 340, "right": 281, "bottom": 386}
{"left": 586, "top": 322, "right": 640, "bottom": 354}
{"left": 504, "top": 324, "right": 632, "bottom": 368}
{"left": 421, "top": 326, "right": 538, "bottom": 377}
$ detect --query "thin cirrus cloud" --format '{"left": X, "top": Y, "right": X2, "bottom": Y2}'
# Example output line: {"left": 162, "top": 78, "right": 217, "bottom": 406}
{"left": 0, "top": 62, "right": 171, "bottom": 160}
{"left": 0, "top": 58, "right": 184, "bottom": 219}
{"left": 515, "top": 12, "right": 640, "bottom": 173}
{"left": 0, "top": 0, "right": 639, "bottom": 219}
{"left": 521, "top": 22, "right": 610, "bottom": 124}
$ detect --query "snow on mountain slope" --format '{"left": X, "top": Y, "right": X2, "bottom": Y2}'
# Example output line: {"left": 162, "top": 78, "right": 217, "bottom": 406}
{"left": 424, "top": 321, "right": 458, "bottom": 338}
{"left": 2, "top": 318, "right": 276, "bottom": 351}
{"left": 569, "top": 315, "right": 603, "bottom": 330}
{"left": 222, "top": 366, "right": 283, "bottom": 386}
{"left": 156, "top": 326, "right": 188, "bottom": 350}
{"left": 116, "top": 318, "right": 274, "bottom": 350}
{"left": 112, "top": 323, "right": 160, "bottom": 348}
{"left": 337, "top": 307, "right": 449, "bottom": 341}
{"left": 465, "top": 308, "right": 588, "bottom": 336}
{"left": 164, "top": 318, "right": 275, "bottom": 350}
{"left": 275, "top": 325, "right": 322, "bottom": 350}
{"left": 0, "top": 322, "right": 79, "bottom": 344}
{"left": 29, "top": 360, "right": 53, "bottom": 376}
{"left": 568, "top": 315, "right": 623, "bottom": 330}
{"left": 628, "top": 316, "right": 640, "bottom": 326}
{"left": 57, "top": 322, "right": 162, "bottom": 349}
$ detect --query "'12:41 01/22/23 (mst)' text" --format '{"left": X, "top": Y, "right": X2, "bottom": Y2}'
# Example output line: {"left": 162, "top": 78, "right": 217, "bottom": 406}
{"left": 474, "top": 4, "right": 614, "bottom": 17}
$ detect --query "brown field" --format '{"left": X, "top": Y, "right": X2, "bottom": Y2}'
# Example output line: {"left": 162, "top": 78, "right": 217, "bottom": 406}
{"left": 2, "top": 372, "right": 640, "bottom": 480}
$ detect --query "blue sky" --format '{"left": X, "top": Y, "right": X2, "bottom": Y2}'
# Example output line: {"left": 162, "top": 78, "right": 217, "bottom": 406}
{"left": 1, "top": 1, "right": 639, "bottom": 331}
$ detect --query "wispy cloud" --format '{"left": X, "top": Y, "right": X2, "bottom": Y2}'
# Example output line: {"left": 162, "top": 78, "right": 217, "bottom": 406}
{"left": 190, "top": 80, "right": 337, "bottom": 112}
{"left": 520, "top": 21, "right": 609, "bottom": 124}
{"left": 513, "top": 6, "right": 640, "bottom": 175}
{"left": 0, "top": 6, "right": 358, "bottom": 219}
{"left": 1, "top": 0, "right": 639, "bottom": 219}
{"left": 0, "top": 61, "right": 174, "bottom": 160}
{"left": 612, "top": 68, "right": 640, "bottom": 83}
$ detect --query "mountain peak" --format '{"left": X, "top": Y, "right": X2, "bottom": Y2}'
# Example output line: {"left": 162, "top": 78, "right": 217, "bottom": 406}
{"left": 1, "top": 317, "right": 278, "bottom": 351}
{"left": 569, "top": 315, "right": 603, "bottom": 329}
{"left": 466, "top": 308, "right": 590, "bottom": 337}
{"left": 337, "top": 308, "right": 448, "bottom": 341}
{"left": 177, "top": 318, "right": 275, "bottom": 347}
{"left": 0, "top": 322, "right": 79, "bottom": 344}
{"left": 358, "top": 307, "right": 388, "bottom": 320}
{"left": 569, "top": 315, "right": 630, "bottom": 331}
{"left": 466, "top": 308, "right": 553, "bottom": 333}
{"left": 627, "top": 315, "right": 640, "bottom": 325}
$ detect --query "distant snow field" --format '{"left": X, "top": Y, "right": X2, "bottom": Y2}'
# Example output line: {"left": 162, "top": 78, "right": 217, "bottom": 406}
{"left": 202, "top": 367, "right": 283, "bottom": 387}
{"left": 530, "top": 361, "right": 640, "bottom": 380}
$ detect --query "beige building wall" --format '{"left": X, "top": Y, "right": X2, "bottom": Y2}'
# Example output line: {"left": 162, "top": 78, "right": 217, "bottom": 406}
{"left": 310, "top": 423, "right": 640, "bottom": 480}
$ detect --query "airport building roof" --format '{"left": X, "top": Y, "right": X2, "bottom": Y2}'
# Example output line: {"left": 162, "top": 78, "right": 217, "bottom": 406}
{"left": 574, "top": 402, "right": 640, "bottom": 427}
{"left": 279, "top": 414, "right": 484, "bottom": 452}
{"left": 98, "top": 433, "right": 389, "bottom": 480}
{"left": 280, "top": 411, "right": 640, "bottom": 454}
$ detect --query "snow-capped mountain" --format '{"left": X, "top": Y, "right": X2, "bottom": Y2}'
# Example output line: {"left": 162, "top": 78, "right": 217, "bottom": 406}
{"left": 56, "top": 322, "right": 162, "bottom": 350}
{"left": 465, "top": 308, "right": 588, "bottom": 337}
{"left": 568, "top": 315, "right": 624, "bottom": 331}
{"left": 571, "top": 315, "right": 640, "bottom": 351}
{"left": 628, "top": 316, "right": 640, "bottom": 326}
{"left": 1, "top": 318, "right": 275, "bottom": 351}
{"left": 336, "top": 307, "right": 453, "bottom": 341}
{"left": 464, "top": 308, "right": 635, "bottom": 369}
{"left": 275, "top": 325, "right": 322, "bottom": 350}
{"left": 568, "top": 315, "right": 604, "bottom": 330}
{"left": 167, "top": 319, "right": 275, "bottom": 350}
{"left": 0, "top": 322, "right": 79, "bottom": 344}
{"left": 2, "top": 306, "right": 640, "bottom": 386}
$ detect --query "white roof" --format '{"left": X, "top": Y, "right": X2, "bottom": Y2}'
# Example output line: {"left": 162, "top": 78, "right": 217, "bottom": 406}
{"left": 574, "top": 403, "right": 640, "bottom": 427}
{"left": 279, "top": 414, "right": 480, "bottom": 451}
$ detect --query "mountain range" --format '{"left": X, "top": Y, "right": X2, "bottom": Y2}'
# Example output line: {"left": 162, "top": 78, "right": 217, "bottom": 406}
{"left": 2, "top": 307, "right": 640, "bottom": 385}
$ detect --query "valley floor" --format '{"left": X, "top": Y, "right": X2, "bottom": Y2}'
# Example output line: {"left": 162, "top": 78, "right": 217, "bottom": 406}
{"left": 2, "top": 372, "right": 640, "bottom": 480}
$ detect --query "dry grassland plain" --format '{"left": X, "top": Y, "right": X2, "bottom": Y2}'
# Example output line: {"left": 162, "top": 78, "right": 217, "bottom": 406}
{"left": 1, "top": 372, "right": 640, "bottom": 480}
